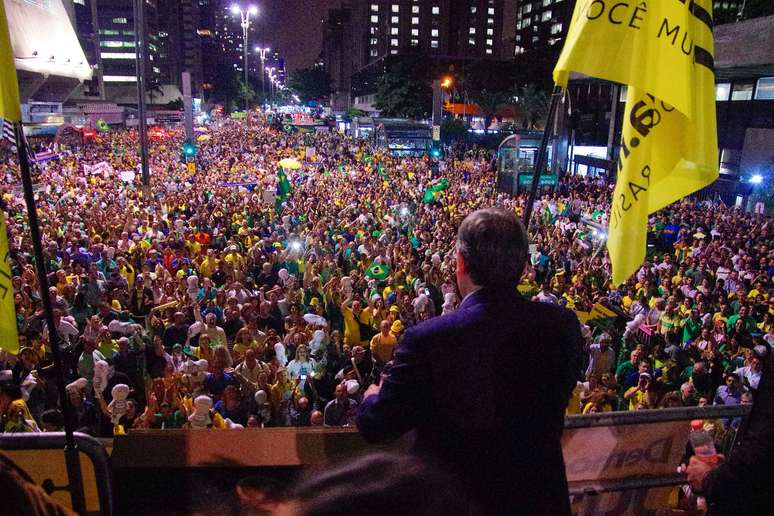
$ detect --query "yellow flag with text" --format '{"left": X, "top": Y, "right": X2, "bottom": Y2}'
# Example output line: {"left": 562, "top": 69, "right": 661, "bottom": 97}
{"left": 554, "top": 0, "right": 718, "bottom": 285}
{"left": 0, "top": 0, "right": 20, "bottom": 352}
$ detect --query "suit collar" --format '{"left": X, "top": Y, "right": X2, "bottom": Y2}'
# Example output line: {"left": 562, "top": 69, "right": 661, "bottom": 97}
{"left": 459, "top": 286, "right": 517, "bottom": 310}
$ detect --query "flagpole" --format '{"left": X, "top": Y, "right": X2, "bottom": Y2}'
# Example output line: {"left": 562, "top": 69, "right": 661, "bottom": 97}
{"left": 13, "top": 123, "right": 86, "bottom": 514}
{"left": 522, "top": 85, "right": 564, "bottom": 230}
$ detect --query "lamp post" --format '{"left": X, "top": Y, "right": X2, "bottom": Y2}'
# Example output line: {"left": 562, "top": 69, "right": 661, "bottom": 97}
{"left": 255, "top": 46, "right": 270, "bottom": 101}
{"left": 267, "top": 66, "right": 276, "bottom": 104}
{"left": 230, "top": 3, "right": 258, "bottom": 110}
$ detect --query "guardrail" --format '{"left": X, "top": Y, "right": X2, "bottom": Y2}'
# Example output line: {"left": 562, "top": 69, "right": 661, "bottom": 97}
{"left": 0, "top": 404, "right": 752, "bottom": 515}
{"left": 0, "top": 432, "right": 114, "bottom": 516}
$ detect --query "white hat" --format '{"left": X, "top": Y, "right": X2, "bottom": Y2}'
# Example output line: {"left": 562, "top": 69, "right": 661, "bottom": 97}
{"left": 345, "top": 379, "right": 360, "bottom": 395}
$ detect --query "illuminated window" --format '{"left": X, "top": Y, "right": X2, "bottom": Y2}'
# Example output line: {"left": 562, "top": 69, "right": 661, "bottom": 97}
{"left": 370, "top": 38, "right": 378, "bottom": 45}
{"left": 392, "top": 4, "right": 399, "bottom": 12}
{"left": 542, "top": 10, "right": 553, "bottom": 21}
{"left": 487, "top": 28, "right": 493, "bottom": 35}
{"left": 412, "top": 16, "right": 419, "bottom": 24}
{"left": 432, "top": 6, "right": 439, "bottom": 14}
{"left": 468, "top": 38, "right": 476, "bottom": 45}
{"left": 371, "top": 4, "right": 378, "bottom": 11}
{"left": 411, "top": 28, "right": 419, "bottom": 36}
{"left": 112, "top": 17, "right": 127, "bottom": 24}
{"left": 469, "top": 27, "right": 476, "bottom": 34}
{"left": 370, "top": 48, "right": 378, "bottom": 56}
{"left": 550, "top": 22, "right": 562, "bottom": 34}
{"left": 391, "top": 27, "right": 399, "bottom": 34}
{"left": 523, "top": 4, "right": 532, "bottom": 14}
{"left": 100, "top": 52, "right": 134, "bottom": 59}
{"left": 100, "top": 41, "right": 124, "bottom": 47}
{"left": 488, "top": 7, "right": 495, "bottom": 14}
{"left": 431, "top": 29, "right": 438, "bottom": 36}
{"left": 487, "top": 18, "right": 494, "bottom": 25}
{"left": 431, "top": 39, "right": 438, "bottom": 48}
{"left": 391, "top": 38, "right": 399, "bottom": 46}
{"left": 103, "top": 75, "right": 136, "bottom": 82}
{"left": 371, "top": 15, "right": 379, "bottom": 23}
{"left": 391, "top": 16, "right": 399, "bottom": 23}
{"left": 470, "top": 6, "right": 477, "bottom": 13}
{"left": 486, "top": 39, "right": 493, "bottom": 46}
{"left": 411, "top": 38, "right": 419, "bottom": 45}
{"left": 486, "top": 49, "right": 492, "bottom": 54}
{"left": 412, "top": 5, "right": 419, "bottom": 13}
{"left": 514, "top": 45, "right": 524, "bottom": 54}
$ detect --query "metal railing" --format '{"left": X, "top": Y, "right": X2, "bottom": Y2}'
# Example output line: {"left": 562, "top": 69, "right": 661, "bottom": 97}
{"left": 0, "top": 404, "right": 752, "bottom": 513}
{"left": 564, "top": 404, "right": 752, "bottom": 496}
{"left": 0, "top": 432, "right": 114, "bottom": 516}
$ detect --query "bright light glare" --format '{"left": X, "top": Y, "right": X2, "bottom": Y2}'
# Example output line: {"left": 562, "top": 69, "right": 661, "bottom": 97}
{"left": 400, "top": 207, "right": 409, "bottom": 216}
{"left": 230, "top": 4, "right": 240, "bottom": 14}
{"left": 751, "top": 174, "right": 763, "bottom": 184}
{"left": 248, "top": 5, "right": 258, "bottom": 14}
{"left": 291, "top": 241, "right": 302, "bottom": 251}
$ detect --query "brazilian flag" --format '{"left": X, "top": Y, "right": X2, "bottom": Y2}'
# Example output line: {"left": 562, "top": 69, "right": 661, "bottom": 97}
{"left": 422, "top": 177, "right": 449, "bottom": 204}
{"left": 366, "top": 261, "right": 390, "bottom": 281}
{"left": 277, "top": 167, "right": 292, "bottom": 198}
{"left": 377, "top": 163, "right": 388, "bottom": 179}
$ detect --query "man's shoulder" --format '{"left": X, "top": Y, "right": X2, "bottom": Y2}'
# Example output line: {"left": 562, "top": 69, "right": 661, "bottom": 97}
{"left": 407, "top": 294, "right": 578, "bottom": 339}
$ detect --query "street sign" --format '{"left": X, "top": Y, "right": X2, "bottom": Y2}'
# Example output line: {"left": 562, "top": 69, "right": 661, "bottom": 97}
{"left": 432, "top": 125, "right": 440, "bottom": 141}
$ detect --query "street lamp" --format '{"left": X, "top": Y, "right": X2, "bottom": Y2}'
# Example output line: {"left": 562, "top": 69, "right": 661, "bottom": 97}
{"left": 255, "top": 46, "right": 270, "bottom": 101}
{"left": 230, "top": 3, "right": 258, "bottom": 109}
{"left": 267, "top": 66, "right": 276, "bottom": 103}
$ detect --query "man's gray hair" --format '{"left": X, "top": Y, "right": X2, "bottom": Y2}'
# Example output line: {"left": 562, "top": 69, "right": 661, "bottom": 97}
{"left": 456, "top": 208, "right": 529, "bottom": 288}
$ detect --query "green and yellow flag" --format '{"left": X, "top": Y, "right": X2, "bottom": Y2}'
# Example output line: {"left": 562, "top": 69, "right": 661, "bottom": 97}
{"left": 0, "top": 0, "right": 19, "bottom": 352}
{"left": 554, "top": 0, "right": 718, "bottom": 285}
{"left": 366, "top": 261, "right": 390, "bottom": 281}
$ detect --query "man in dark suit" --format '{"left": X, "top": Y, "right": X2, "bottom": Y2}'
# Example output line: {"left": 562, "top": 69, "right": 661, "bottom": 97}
{"left": 357, "top": 208, "right": 583, "bottom": 515}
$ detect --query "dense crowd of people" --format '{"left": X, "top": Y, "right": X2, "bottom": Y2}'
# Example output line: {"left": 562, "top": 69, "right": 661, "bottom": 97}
{"left": 0, "top": 113, "right": 769, "bottom": 443}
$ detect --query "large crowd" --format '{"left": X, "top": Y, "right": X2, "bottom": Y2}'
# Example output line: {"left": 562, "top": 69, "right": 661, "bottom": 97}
{"left": 0, "top": 113, "right": 769, "bottom": 443}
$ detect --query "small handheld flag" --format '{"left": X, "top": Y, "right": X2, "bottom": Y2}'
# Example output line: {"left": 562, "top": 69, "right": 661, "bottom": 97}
{"left": 366, "top": 261, "right": 390, "bottom": 281}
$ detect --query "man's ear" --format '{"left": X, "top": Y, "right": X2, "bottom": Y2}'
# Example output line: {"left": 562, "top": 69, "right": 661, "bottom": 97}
{"left": 456, "top": 248, "right": 465, "bottom": 276}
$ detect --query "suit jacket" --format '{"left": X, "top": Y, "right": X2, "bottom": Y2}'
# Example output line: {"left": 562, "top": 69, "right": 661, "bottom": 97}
{"left": 357, "top": 287, "right": 583, "bottom": 515}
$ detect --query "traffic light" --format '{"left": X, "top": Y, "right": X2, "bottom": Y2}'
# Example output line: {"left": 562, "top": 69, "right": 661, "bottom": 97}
{"left": 182, "top": 141, "right": 197, "bottom": 157}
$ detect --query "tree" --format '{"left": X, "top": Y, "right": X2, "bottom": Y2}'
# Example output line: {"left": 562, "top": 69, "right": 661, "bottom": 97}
{"left": 236, "top": 79, "right": 256, "bottom": 109}
{"left": 374, "top": 53, "right": 433, "bottom": 119}
{"left": 288, "top": 68, "right": 332, "bottom": 103}
{"left": 146, "top": 76, "right": 164, "bottom": 106}
{"left": 513, "top": 84, "right": 548, "bottom": 130}
{"left": 441, "top": 117, "right": 468, "bottom": 143}
{"left": 345, "top": 107, "right": 367, "bottom": 120}
{"left": 474, "top": 90, "right": 506, "bottom": 134}
{"left": 166, "top": 98, "right": 184, "bottom": 110}
{"left": 212, "top": 63, "right": 241, "bottom": 108}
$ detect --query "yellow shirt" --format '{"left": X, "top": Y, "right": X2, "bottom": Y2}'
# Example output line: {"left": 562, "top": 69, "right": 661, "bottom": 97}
{"left": 370, "top": 332, "right": 397, "bottom": 364}
{"left": 198, "top": 258, "right": 219, "bottom": 278}
{"left": 342, "top": 305, "right": 361, "bottom": 347}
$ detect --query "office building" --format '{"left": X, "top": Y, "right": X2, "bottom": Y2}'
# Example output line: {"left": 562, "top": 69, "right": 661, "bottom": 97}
{"left": 513, "top": 0, "right": 573, "bottom": 56}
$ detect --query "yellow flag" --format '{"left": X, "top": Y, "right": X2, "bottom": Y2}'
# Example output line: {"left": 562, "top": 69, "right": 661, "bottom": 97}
{"left": 554, "top": 0, "right": 718, "bottom": 285}
{"left": 0, "top": 0, "right": 20, "bottom": 122}
{"left": 0, "top": 211, "right": 18, "bottom": 353}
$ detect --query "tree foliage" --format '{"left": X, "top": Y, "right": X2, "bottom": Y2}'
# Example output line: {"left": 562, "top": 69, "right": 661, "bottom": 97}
{"left": 513, "top": 84, "right": 548, "bottom": 130}
{"left": 374, "top": 53, "right": 433, "bottom": 119}
{"left": 473, "top": 89, "right": 507, "bottom": 133}
{"left": 236, "top": 79, "right": 256, "bottom": 108}
{"left": 288, "top": 68, "right": 332, "bottom": 103}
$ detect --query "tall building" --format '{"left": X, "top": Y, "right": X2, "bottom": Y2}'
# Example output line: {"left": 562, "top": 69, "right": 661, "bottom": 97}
{"left": 358, "top": 0, "right": 513, "bottom": 63}
{"left": 513, "top": 0, "right": 573, "bottom": 56}
{"left": 94, "top": 0, "right": 163, "bottom": 88}
{"left": 158, "top": 0, "right": 211, "bottom": 96}
{"left": 324, "top": 0, "right": 515, "bottom": 111}
{"left": 70, "top": 0, "right": 104, "bottom": 98}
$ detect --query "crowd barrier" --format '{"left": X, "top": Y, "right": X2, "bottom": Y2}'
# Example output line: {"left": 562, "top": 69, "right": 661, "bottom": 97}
{"left": 0, "top": 404, "right": 751, "bottom": 515}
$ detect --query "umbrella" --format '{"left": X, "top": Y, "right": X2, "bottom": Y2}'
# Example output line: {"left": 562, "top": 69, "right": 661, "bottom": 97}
{"left": 279, "top": 157, "right": 302, "bottom": 169}
{"left": 196, "top": 134, "right": 211, "bottom": 142}
{"left": 303, "top": 314, "right": 328, "bottom": 327}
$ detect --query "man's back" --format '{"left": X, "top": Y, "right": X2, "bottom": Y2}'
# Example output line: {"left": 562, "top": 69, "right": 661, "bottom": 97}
{"left": 358, "top": 288, "right": 582, "bottom": 515}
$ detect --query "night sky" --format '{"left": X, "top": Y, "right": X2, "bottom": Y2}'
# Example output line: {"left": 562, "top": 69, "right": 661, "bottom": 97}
{"left": 258, "top": 0, "right": 340, "bottom": 71}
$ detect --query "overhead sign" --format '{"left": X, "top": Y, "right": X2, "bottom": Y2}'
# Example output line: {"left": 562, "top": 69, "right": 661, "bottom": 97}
{"left": 517, "top": 174, "right": 558, "bottom": 187}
